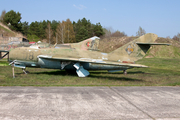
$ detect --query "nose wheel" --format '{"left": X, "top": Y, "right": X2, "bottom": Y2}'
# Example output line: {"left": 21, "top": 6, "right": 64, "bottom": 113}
{"left": 9, "top": 60, "right": 28, "bottom": 78}
{"left": 22, "top": 68, "right": 27, "bottom": 74}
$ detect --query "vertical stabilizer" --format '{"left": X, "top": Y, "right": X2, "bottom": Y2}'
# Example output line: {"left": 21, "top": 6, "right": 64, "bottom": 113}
{"left": 71, "top": 36, "right": 100, "bottom": 51}
{"left": 108, "top": 33, "right": 158, "bottom": 63}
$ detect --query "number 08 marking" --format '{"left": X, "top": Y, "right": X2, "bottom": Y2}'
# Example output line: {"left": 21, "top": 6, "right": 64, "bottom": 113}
{"left": 29, "top": 52, "right": 34, "bottom": 60}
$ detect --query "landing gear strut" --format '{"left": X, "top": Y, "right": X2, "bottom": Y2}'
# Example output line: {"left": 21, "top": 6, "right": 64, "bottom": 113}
{"left": 123, "top": 70, "right": 127, "bottom": 75}
{"left": 9, "top": 60, "right": 28, "bottom": 78}
{"left": 22, "top": 68, "right": 27, "bottom": 74}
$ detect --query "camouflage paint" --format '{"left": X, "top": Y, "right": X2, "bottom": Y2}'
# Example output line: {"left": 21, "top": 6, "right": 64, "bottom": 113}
{"left": 4, "top": 34, "right": 170, "bottom": 77}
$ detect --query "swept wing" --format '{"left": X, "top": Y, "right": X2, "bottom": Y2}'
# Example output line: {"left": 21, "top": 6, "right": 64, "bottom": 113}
{"left": 38, "top": 55, "right": 148, "bottom": 68}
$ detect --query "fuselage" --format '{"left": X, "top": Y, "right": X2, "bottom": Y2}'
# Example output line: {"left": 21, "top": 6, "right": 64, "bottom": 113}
{"left": 9, "top": 47, "right": 131, "bottom": 71}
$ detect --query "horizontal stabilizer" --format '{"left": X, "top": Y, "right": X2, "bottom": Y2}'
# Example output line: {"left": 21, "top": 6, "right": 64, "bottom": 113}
{"left": 136, "top": 42, "right": 170, "bottom": 46}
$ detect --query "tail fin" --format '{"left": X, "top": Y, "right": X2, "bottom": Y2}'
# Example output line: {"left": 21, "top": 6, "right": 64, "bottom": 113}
{"left": 71, "top": 36, "right": 100, "bottom": 51}
{"left": 108, "top": 33, "right": 159, "bottom": 63}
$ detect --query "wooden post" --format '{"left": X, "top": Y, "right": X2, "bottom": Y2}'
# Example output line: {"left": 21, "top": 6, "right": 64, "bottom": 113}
{"left": 0, "top": 52, "right": 1, "bottom": 58}
{"left": 12, "top": 63, "right": 15, "bottom": 78}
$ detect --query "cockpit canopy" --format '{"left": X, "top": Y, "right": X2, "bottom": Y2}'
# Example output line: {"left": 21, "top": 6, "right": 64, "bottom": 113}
{"left": 29, "top": 43, "right": 54, "bottom": 49}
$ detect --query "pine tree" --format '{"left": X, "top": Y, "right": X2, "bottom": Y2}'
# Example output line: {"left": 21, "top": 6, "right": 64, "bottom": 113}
{"left": 3, "top": 10, "right": 22, "bottom": 32}
{"left": 76, "top": 26, "right": 88, "bottom": 42}
{"left": 22, "top": 21, "right": 29, "bottom": 36}
{"left": 73, "top": 18, "right": 104, "bottom": 42}
{"left": 93, "top": 23, "right": 104, "bottom": 36}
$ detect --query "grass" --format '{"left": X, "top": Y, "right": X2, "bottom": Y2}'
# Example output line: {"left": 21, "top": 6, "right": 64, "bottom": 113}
{"left": 0, "top": 25, "right": 15, "bottom": 37}
{"left": 0, "top": 59, "right": 9, "bottom": 66}
{"left": 0, "top": 58, "right": 180, "bottom": 86}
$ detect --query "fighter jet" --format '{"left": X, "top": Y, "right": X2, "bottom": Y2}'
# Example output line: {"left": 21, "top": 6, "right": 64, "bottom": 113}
{"left": 0, "top": 41, "right": 31, "bottom": 60}
{"left": 0, "top": 33, "right": 170, "bottom": 77}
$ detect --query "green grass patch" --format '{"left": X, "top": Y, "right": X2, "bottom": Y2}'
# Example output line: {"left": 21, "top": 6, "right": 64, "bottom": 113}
{"left": 0, "top": 60, "right": 9, "bottom": 66}
{"left": 0, "top": 58, "right": 180, "bottom": 86}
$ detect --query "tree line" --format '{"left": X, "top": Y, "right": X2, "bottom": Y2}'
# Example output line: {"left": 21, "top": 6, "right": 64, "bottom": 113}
{"left": 3, "top": 10, "right": 178, "bottom": 43}
{"left": 0, "top": 10, "right": 105, "bottom": 43}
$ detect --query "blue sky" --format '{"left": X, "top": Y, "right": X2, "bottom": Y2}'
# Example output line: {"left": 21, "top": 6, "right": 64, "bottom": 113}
{"left": 1, "top": 0, "right": 180, "bottom": 38}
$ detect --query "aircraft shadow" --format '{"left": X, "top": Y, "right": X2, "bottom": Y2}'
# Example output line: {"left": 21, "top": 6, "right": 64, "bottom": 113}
{"left": 27, "top": 70, "right": 144, "bottom": 82}
{"left": 89, "top": 74, "right": 143, "bottom": 82}
{"left": 111, "top": 71, "right": 154, "bottom": 75}
{"left": 28, "top": 70, "right": 68, "bottom": 76}
{"left": 89, "top": 71, "right": 147, "bottom": 75}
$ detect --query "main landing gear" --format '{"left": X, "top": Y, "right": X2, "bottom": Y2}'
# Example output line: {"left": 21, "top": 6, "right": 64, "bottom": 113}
{"left": 123, "top": 70, "right": 127, "bottom": 75}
